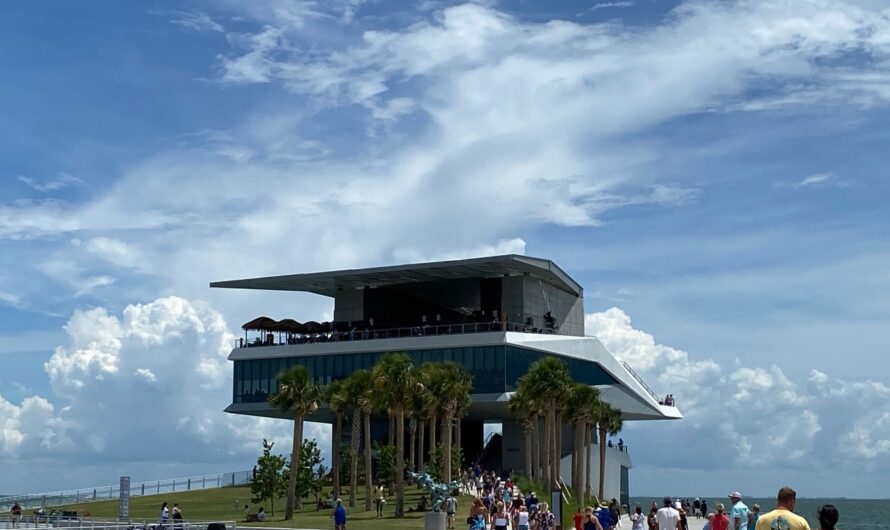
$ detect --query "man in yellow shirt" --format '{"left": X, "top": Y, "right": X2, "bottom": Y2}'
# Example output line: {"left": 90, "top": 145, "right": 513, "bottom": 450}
{"left": 755, "top": 487, "right": 810, "bottom": 530}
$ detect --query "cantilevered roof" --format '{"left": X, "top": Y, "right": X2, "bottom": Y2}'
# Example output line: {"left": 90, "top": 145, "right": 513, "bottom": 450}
{"left": 210, "top": 254, "right": 582, "bottom": 298}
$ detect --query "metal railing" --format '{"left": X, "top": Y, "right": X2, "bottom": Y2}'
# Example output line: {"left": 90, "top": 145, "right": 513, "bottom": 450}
{"left": 619, "top": 360, "right": 661, "bottom": 403}
{"left": 0, "top": 472, "right": 251, "bottom": 512}
{"left": 0, "top": 515, "right": 236, "bottom": 530}
{"left": 236, "top": 320, "right": 559, "bottom": 348}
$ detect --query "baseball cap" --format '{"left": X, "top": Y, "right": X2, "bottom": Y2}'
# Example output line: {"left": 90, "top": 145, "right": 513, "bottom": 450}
{"left": 728, "top": 492, "right": 742, "bottom": 499}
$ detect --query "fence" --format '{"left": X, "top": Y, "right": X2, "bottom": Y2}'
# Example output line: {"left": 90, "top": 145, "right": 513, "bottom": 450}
{"left": 0, "top": 515, "right": 236, "bottom": 530}
{"left": 0, "top": 472, "right": 251, "bottom": 512}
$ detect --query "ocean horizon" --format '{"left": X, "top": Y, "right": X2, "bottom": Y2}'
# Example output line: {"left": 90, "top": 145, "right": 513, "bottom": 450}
{"left": 630, "top": 496, "right": 884, "bottom": 529}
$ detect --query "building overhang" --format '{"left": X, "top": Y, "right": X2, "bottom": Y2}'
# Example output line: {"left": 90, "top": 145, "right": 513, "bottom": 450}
{"left": 210, "top": 254, "right": 582, "bottom": 297}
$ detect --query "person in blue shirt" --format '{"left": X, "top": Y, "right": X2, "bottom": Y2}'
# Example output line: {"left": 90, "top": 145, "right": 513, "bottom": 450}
{"left": 597, "top": 504, "right": 612, "bottom": 530}
{"left": 333, "top": 498, "right": 347, "bottom": 530}
{"left": 728, "top": 492, "right": 749, "bottom": 530}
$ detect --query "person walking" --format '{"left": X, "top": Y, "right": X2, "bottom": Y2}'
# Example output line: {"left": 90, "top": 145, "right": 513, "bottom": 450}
{"left": 728, "top": 492, "right": 749, "bottom": 530}
{"left": 333, "top": 498, "right": 347, "bottom": 530}
{"left": 375, "top": 483, "right": 386, "bottom": 517}
{"left": 160, "top": 502, "right": 170, "bottom": 528}
{"left": 469, "top": 497, "right": 486, "bottom": 530}
{"left": 755, "top": 487, "right": 811, "bottom": 530}
{"left": 10, "top": 502, "right": 22, "bottom": 528}
{"left": 172, "top": 504, "right": 183, "bottom": 530}
{"left": 816, "top": 505, "right": 838, "bottom": 530}
{"left": 516, "top": 504, "right": 531, "bottom": 530}
{"left": 748, "top": 504, "right": 761, "bottom": 530}
{"left": 446, "top": 492, "right": 458, "bottom": 529}
{"left": 631, "top": 506, "right": 646, "bottom": 530}
{"left": 585, "top": 507, "right": 604, "bottom": 530}
{"left": 656, "top": 497, "right": 680, "bottom": 530}
{"left": 711, "top": 504, "right": 728, "bottom": 530}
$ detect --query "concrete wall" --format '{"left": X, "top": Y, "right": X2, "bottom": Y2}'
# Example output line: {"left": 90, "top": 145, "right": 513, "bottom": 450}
{"left": 559, "top": 444, "right": 631, "bottom": 503}
{"left": 333, "top": 288, "right": 364, "bottom": 322}
{"left": 521, "top": 277, "right": 584, "bottom": 336}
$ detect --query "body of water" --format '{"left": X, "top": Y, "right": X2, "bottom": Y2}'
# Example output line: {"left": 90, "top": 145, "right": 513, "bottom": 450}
{"left": 630, "top": 496, "right": 885, "bottom": 530}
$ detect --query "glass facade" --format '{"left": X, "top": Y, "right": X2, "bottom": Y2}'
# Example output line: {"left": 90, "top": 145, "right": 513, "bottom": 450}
{"left": 232, "top": 345, "right": 618, "bottom": 404}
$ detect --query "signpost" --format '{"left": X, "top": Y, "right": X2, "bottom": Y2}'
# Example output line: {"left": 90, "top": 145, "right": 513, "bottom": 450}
{"left": 118, "top": 476, "right": 130, "bottom": 521}
{"left": 551, "top": 490, "right": 563, "bottom": 530}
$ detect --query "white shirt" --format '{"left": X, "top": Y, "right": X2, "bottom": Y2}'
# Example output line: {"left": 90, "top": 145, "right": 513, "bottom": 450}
{"left": 656, "top": 507, "right": 680, "bottom": 530}
{"left": 519, "top": 511, "right": 530, "bottom": 525}
{"left": 632, "top": 513, "right": 646, "bottom": 530}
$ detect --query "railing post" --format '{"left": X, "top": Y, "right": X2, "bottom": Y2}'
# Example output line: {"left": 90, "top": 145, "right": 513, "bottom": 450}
{"left": 141, "top": 484, "right": 145, "bottom": 496}
{"left": 157, "top": 481, "right": 160, "bottom": 494}
{"left": 202, "top": 477, "right": 206, "bottom": 488}
{"left": 187, "top": 479, "right": 191, "bottom": 491}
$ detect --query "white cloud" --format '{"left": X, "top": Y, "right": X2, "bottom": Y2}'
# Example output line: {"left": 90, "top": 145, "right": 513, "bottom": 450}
{"left": 170, "top": 11, "right": 225, "bottom": 33}
{"left": 17, "top": 173, "right": 82, "bottom": 193}
{"left": 590, "top": 2, "right": 634, "bottom": 11}
{"left": 795, "top": 172, "right": 834, "bottom": 187}
{"left": 83, "top": 237, "right": 145, "bottom": 271}
{"left": 586, "top": 307, "right": 890, "bottom": 469}
{"left": 2, "top": 297, "right": 305, "bottom": 471}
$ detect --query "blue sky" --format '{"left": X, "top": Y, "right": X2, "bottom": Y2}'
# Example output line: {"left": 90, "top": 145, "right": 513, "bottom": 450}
{"left": 2, "top": 0, "right": 890, "bottom": 497}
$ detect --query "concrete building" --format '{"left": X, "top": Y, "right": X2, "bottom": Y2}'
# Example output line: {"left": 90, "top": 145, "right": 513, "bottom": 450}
{"left": 212, "top": 255, "right": 680, "bottom": 506}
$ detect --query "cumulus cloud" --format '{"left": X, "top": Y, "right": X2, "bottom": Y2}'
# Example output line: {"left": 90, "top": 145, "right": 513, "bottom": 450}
{"left": 0, "top": 297, "right": 308, "bottom": 484}
{"left": 586, "top": 307, "right": 890, "bottom": 469}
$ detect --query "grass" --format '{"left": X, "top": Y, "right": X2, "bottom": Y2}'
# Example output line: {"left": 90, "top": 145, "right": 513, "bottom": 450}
{"left": 59, "top": 485, "right": 459, "bottom": 529}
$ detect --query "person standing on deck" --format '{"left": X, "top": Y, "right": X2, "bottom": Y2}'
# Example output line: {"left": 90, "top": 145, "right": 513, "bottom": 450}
{"left": 755, "top": 487, "right": 811, "bottom": 530}
{"left": 728, "top": 492, "right": 749, "bottom": 530}
{"left": 656, "top": 497, "right": 680, "bottom": 530}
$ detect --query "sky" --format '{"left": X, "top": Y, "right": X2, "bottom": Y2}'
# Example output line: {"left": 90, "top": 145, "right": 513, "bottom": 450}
{"left": 1, "top": 0, "right": 889, "bottom": 498}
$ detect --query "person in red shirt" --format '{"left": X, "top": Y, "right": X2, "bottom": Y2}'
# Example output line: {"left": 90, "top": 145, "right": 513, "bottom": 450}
{"left": 575, "top": 507, "right": 585, "bottom": 530}
{"left": 712, "top": 504, "right": 729, "bottom": 530}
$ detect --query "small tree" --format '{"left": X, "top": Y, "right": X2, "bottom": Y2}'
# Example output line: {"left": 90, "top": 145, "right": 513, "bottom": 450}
{"left": 250, "top": 443, "right": 288, "bottom": 515}
{"left": 297, "top": 439, "right": 324, "bottom": 502}
{"left": 374, "top": 442, "right": 395, "bottom": 485}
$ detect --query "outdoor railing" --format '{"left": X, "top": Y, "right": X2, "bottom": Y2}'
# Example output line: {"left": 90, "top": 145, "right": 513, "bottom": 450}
{"left": 619, "top": 360, "right": 661, "bottom": 403}
{"left": 0, "top": 472, "right": 251, "bottom": 512}
{"left": 0, "top": 516, "right": 236, "bottom": 530}
{"left": 235, "top": 321, "right": 559, "bottom": 348}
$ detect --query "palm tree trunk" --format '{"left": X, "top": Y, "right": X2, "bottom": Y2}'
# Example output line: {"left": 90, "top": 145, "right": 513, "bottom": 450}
{"left": 443, "top": 411, "right": 454, "bottom": 482}
{"left": 598, "top": 424, "right": 607, "bottom": 500}
{"left": 455, "top": 418, "right": 462, "bottom": 469}
{"left": 572, "top": 420, "right": 581, "bottom": 495}
{"left": 333, "top": 412, "right": 342, "bottom": 498}
{"left": 364, "top": 410, "right": 372, "bottom": 512}
{"left": 388, "top": 411, "right": 395, "bottom": 446}
{"left": 534, "top": 416, "right": 542, "bottom": 482}
{"left": 395, "top": 405, "right": 406, "bottom": 517}
{"left": 429, "top": 412, "right": 438, "bottom": 465}
{"left": 523, "top": 423, "right": 533, "bottom": 481}
{"left": 418, "top": 419, "right": 426, "bottom": 470}
{"left": 554, "top": 410, "right": 563, "bottom": 489}
{"left": 541, "top": 412, "right": 553, "bottom": 488}
{"left": 584, "top": 423, "right": 592, "bottom": 501}
{"left": 409, "top": 418, "right": 417, "bottom": 473}
{"left": 350, "top": 408, "right": 360, "bottom": 508}
{"left": 285, "top": 415, "right": 303, "bottom": 520}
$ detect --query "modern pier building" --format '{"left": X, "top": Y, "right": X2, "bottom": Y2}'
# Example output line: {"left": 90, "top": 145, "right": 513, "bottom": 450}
{"left": 212, "top": 255, "right": 680, "bottom": 505}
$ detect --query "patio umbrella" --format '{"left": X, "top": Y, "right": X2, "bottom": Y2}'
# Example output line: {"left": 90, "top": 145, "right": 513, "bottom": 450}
{"left": 241, "top": 316, "right": 278, "bottom": 331}
{"left": 276, "top": 319, "right": 305, "bottom": 334}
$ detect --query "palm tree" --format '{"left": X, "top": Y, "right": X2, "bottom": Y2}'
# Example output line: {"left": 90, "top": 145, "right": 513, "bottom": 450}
{"left": 408, "top": 375, "right": 435, "bottom": 472}
{"left": 594, "top": 401, "right": 623, "bottom": 500}
{"left": 453, "top": 392, "right": 472, "bottom": 468}
{"left": 521, "top": 357, "right": 572, "bottom": 489}
{"left": 565, "top": 384, "right": 601, "bottom": 506}
{"left": 341, "top": 372, "right": 367, "bottom": 508}
{"left": 347, "top": 369, "right": 376, "bottom": 512}
{"left": 417, "top": 363, "right": 439, "bottom": 469}
{"left": 427, "top": 362, "right": 472, "bottom": 482}
{"left": 507, "top": 385, "right": 538, "bottom": 481}
{"left": 270, "top": 365, "right": 320, "bottom": 520}
{"left": 372, "top": 353, "right": 416, "bottom": 518}
{"left": 325, "top": 380, "right": 348, "bottom": 499}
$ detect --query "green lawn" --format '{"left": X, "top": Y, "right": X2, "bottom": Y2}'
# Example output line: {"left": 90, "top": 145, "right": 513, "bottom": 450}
{"left": 60, "top": 485, "right": 456, "bottom": 530}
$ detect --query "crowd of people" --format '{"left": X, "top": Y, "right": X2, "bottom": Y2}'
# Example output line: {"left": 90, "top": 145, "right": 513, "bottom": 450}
{"left": 644, "top": 487, "right": 838, "bottom": 530}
